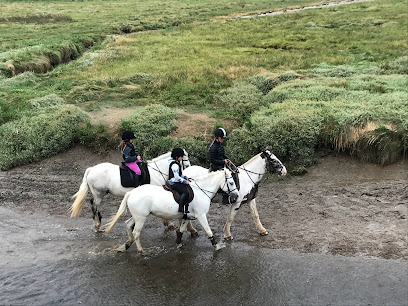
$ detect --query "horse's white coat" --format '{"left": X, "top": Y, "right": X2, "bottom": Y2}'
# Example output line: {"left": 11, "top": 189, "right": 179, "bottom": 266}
{"left": 70, "top": 150, "right": 191, "bottom": 229}
{"left": 183, "top": 151, "right": 286, "bottom": 239}
{"left": 104, "top": 168, "right": 240, "bottom": 253}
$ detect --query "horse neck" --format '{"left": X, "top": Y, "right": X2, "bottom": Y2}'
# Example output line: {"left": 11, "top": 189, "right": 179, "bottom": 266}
{"left": 193, "top": 171, "right": 224, "bottom": 198}
{"left": 239, "top": 155, "right": 266, "bottom": 187}
{"left": 147, "top": 155, "right": 169, "bottom": 172}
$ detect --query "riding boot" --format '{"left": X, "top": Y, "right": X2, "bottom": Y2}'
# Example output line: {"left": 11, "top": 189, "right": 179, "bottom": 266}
{"left": 179, "top": 193, "right": 188, "bottom": 216}
{"left": 184, "top": 203, "right": 190, "bottom": 214}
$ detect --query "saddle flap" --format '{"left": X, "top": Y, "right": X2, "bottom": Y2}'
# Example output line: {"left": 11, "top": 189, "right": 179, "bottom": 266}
{"left": 163, "top": 184, "right": 194, "bottom": 204}
{"left": 120, "top": 164, "right": 139, "bottom": 187}
{"left": 119, "top": 162, "right": 150, "bottom": 188}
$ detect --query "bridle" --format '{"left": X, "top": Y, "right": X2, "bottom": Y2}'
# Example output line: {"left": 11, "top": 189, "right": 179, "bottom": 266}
{"left": 189, "top": 169, "right": 238, "bottom": 201}
{"left": 237, "top": 151, "right": 284, "bottom": 185}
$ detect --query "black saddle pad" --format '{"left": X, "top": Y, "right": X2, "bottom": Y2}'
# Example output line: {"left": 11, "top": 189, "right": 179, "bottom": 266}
{"left": 120, "top": 162, "right": 150, "bottom": 188}
{"left": 163, "top": 183, "right": 194, "bottom": 204}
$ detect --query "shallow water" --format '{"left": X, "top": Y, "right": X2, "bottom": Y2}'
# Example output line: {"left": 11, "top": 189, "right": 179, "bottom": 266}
{"left": 235, "top": 0, "right": 370, "bottom": 19}
{"left": 0, "top": 209, "right": 407, "bottom": 305}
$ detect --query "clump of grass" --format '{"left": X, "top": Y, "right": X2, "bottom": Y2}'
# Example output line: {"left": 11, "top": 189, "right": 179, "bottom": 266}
{"left": 385, "top": 55, "right": 408, "bottom": 75}
{"left": 0, "top": 104, "right": 89, "bottom": 170}
{"left": 245, "top": 73, "right": 280, "bottom": 94}
{"left": 312, "top": 63, "right": 356, "bottom": 77}
{"left": 0, "top": 71, "right": 37, "bottom": 89}
{"left": 214, "top": 82, "right": 263, "bottom": 122}
{"left": 30, "top": 94, "right": 64, "bottom": 109}
{"left": 119, "top": 104, "right": 178, "bottom": 155}
{"left": 0, "top": 62, "right": 13, "bottom": 78}
{"left": 0, "top": 14, "right": 72, "bottom": 24}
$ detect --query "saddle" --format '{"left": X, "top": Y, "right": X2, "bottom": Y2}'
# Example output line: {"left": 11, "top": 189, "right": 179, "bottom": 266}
{"left": 119, "top": 162, "right": 150, "bottom": 188}
{"left": 163, "top": 182, "right": 194, "bottom": 204}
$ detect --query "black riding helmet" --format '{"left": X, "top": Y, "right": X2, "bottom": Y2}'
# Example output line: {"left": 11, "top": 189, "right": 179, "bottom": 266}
{"left": 171, "top": 147, "right": 185, "bottom": 159}
{"left": 214, "top": 127, "right": 227, "bottom": 139}
{"left": 122, "top": 130, "right": 136, "bottom": 140}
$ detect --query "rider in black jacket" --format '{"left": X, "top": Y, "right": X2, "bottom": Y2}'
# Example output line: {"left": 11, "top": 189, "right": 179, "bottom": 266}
{"left": 209, "top": 128, "right": 230, "bottom": 171}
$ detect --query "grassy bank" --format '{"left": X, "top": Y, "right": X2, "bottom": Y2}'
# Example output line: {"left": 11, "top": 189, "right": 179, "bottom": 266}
{"left": 0, "top": 0, "right": 407, "bottom": 171}
{"left": 0, "top": 0, "right": 320, "bottom": 77}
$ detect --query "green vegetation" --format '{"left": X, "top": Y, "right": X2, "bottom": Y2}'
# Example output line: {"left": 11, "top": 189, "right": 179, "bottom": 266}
{"left": 0, "top": 0, "right": 319, "bottom": 77}
{"left": 0, "top": 0, "right": 407, "bottom": 171}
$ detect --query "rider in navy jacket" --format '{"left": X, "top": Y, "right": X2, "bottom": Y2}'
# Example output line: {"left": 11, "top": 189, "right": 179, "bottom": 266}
{"left": 209, "top": 128, "right": 230, "bottom": 171}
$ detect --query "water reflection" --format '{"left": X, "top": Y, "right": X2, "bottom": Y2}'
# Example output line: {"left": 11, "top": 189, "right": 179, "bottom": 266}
{"left": 2, "top": 240, "right": 406, "bottom": 305}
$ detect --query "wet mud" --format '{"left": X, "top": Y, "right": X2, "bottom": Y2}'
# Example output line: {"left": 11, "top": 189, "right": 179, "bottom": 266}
{"left": 0, "top": 146, "right": 407, "bottom": 304}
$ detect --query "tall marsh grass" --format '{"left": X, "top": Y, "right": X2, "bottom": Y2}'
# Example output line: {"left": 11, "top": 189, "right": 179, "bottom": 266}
{"left": 1, "top": 0, "right": 407, "bottom": 170}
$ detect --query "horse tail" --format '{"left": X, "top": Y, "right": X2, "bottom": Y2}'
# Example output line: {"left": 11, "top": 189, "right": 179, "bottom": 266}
{"left": 104, "top": 191, "right": 131, "bottom": 233}
{"left": 70, "top": 167, "right": 91, "bottom": 217}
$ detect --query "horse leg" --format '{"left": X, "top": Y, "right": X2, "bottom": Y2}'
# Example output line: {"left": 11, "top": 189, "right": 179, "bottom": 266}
{"left": 176, "top": 219, "right": 189, "bottom": 246}
{"left": 161, "top": 218, "right": 175, "bottom": 230}
{"left": 132, "top": 215, "right": 147, "bottom": 254}
{"left": 90, "top": 197, "right": 103, "bottom": 231}
{"left": 187, "top": 221, "right": 198, "bottom": 237}
{"left": 223, "top": 202, "right": 242, "bottom": 240}
{"left": 116, "top": 217, "right": 136, "bottom": 252}
{"left": 88, "top": 186, "right": 105, "bottom": 231}
{"left": 249, "top": 198, "right": 268, "bottom": 236}
{"left": 177, "top": 219, "right": 198, "bottom": 237}
{"left": 196, "top": 214, "right": 223, "bottom": 250}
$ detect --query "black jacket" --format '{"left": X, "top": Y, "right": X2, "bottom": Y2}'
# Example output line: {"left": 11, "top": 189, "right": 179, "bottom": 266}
{"left": 122, "top": 143, "right": 139, "bottom": 163}
{"left": 209, "top": 140, "right": 230, "bottom": 171}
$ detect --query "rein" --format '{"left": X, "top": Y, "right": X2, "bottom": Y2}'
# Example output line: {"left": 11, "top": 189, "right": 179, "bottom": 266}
{"left": 189, "top": 173, "right": 237, "bottom": 201}
{"left": 147, "top": 157, "right": 190, "bottom": 182}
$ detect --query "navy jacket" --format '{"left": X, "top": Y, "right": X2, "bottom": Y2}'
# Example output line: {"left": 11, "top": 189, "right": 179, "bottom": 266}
{"left": 209, "top": 140, "right": 230, "bottom": 171}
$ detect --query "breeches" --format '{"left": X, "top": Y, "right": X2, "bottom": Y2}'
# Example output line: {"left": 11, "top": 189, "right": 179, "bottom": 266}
{"left": 125, "top": 162, "right": 141, "bottom": 175}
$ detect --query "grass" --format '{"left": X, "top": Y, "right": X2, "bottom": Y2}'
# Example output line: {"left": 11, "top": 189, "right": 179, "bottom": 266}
{"left": 0, "top": 0, "right": 407, "bottom": 171}
{"left": 0, "top": 0, "right": 321, "bottom": 75}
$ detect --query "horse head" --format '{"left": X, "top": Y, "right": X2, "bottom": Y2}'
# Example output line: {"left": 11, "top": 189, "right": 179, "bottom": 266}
{"left": 181, "top": 149, "right": 191, "bottom": 169}
{"left": 261, "top": 150, "right": 287, "bottom": 176}
{"left": 220, "top": 168, "right": 239, "bottom": 203}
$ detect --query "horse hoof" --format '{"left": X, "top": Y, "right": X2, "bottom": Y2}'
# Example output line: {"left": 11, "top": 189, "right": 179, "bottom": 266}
{"left": 177, "top": 243, "right": 183, "bottom": 249}
{"left": 214, "top": 242, "right": 226, "bottom": 251}
{"left": 115, "top": 244, "right": 127, "bottom": 253}
{"left": 190, "top": 231, "right": 199, "bottom": 238}
{"left": 260, "top": 230, "right": 269, "bottom": 236}
{"left": 224, "top": 235, "right": 233, "bottom": 241}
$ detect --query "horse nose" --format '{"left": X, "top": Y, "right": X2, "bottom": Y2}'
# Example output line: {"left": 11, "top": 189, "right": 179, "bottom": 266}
{"left": 229, "top": 193, "right": 239, "bottom": 203}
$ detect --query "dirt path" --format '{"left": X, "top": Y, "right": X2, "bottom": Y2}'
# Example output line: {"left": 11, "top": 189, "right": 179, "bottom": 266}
{"left": 0, "top": 145, "right": 406, "bottom": 261}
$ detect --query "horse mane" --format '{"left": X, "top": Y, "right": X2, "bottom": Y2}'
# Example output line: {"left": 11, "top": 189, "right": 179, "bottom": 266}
{"left": 241, "top": 153, "right": 262, "bottom": 166}
{"left": 149, "top": 151, "right": 171, "bottom": 162}
{"left": 194, "top": 170, "right": 223, "bottom": 182}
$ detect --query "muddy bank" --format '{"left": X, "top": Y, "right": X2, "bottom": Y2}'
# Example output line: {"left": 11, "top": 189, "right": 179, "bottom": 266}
{"left": 0, "top": 145, "right": 406, "bottom": 260}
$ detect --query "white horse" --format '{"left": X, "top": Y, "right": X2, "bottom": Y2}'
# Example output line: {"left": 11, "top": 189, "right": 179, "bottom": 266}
{"left": 70, "top": 150, "right": 192, "bottom": 231}
{"left": 104, "top": 168, "right": 239, "bottom": 253}
{"left": 183, "top": 150, "right": 287, "bottom": 240}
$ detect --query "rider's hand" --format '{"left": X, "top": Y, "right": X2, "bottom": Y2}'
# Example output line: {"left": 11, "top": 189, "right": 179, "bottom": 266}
{"left": 186, "top": 179, "right": 189, "bottom": 185}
